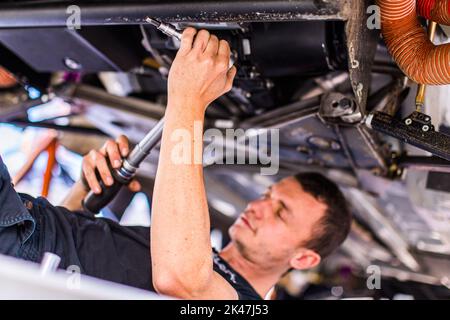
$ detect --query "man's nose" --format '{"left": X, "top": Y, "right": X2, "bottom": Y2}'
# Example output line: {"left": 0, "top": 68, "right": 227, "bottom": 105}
{"left": 247, "top": 198, "right": 271, "bottom": 220}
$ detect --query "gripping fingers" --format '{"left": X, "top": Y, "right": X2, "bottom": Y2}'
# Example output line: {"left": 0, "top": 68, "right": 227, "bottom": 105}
{"left": 105, "top": 140, "right": 123, "bottom": 169}
{"left": 193, "top": 29, "right": 211, "bottom": 53}
{"left": 82, "top": 153, "right": 102, "bottom": 194}
{"left": 116, "top": 135, "right": 130, "bottom": 158}
{"left": 93, "top": 151, "right": 114, "bottom": 187}
{"left": 217, "top": 40, "right": 231, "bottom": 70}
{"left": 205, "top": 35, "right": 219, "bottom": 57}
{"left": 179, "top": 27, "right": 197, "bottom": 55}
{"left": 224, "top": 66, "right": 237, "bottom": 92}
{"left": 84, "top": 150, "right": 114, "bottom": 193}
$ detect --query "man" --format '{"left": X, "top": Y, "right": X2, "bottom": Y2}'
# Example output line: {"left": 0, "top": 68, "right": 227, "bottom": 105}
{"left": 0, "top": 28, "right": 351, "bottom": 299}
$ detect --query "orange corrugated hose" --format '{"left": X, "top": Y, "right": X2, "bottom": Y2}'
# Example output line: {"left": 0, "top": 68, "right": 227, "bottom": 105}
{"left": 417, "top": 0, "right": 450, "bottom": 25}
{"left": 377, "top": 0, "right": 450, "bottom": 85}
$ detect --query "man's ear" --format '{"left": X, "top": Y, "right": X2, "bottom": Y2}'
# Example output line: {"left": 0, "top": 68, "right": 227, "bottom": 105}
{"left": 289, "top": 249, "right": 321, "bottom": 270}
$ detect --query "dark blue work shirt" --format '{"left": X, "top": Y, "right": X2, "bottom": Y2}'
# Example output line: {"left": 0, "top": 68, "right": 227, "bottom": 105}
{"left": 0, "top": 155, "right": 261, "bottom": 299}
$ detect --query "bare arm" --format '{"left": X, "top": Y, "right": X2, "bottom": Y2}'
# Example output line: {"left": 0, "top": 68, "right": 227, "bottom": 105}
{"left": 151, "top": 28, "right": 237, "bottom": 299}
{"left": 61, "top": 179, "right": 88, "bottom": 211}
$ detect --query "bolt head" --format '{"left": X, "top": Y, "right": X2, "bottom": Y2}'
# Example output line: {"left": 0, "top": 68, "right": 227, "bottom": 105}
{"left": 63, "top": 57, "right": 82, "bottom": 70}
{"left": 265, "top": 80, "right": 274, "bottom": 89}
{"left": 339, "top": 98, "right": 352, "bottom": 109}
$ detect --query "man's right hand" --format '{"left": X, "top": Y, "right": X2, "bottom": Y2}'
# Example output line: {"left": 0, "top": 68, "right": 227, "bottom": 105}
{"left": 81, "top": 135, "right": 141, "bottom": 194}
{"left": 167, "top": 27, "right": 237, "bottom": 114}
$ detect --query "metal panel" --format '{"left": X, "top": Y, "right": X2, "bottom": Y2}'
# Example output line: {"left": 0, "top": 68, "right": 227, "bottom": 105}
{"left": 0, "top": 1, "right": 346, "bottom": 27}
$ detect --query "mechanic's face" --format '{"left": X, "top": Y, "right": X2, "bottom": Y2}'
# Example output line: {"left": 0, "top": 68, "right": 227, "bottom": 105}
{"left": 228, "top": 177, "right": 326, "bottom": 272}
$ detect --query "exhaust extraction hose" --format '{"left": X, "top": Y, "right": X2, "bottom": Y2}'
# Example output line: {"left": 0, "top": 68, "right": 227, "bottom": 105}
{"left": 377, "top": 0, "right": 450, "bottom": 85}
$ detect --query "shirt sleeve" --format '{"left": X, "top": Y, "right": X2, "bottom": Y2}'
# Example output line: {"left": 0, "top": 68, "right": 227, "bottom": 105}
{"left": 0, "top": 155, "right": 36, "bottom": 258}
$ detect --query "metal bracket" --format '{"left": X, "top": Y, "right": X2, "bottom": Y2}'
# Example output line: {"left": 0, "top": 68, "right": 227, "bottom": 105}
{"left": 319, "top": 92, "right": 362, "bottom": 124}
{"left": 344, "top": 0, "right": 380, "bottom": 116}
{"left": 367, "top": 111, "right": 450, "bottom": 162}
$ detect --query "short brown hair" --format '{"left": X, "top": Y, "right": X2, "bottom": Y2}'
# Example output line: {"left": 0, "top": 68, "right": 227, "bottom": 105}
{"left": 293, "top": 172, "right": 351, "bottom": 258}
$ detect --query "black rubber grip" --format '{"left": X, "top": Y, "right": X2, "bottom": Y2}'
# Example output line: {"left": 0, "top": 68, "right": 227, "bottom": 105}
{"left": 82, "top": 178, "right": 124, "bottom": 215}
{"left": 82, "top": 157, "right": 129, "bottom": 215}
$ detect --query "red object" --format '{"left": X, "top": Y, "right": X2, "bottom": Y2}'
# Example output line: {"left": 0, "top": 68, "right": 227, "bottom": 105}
{"left": 42, "top": 138, "right": 58, "bottom": 198}
{"left": 417, "top": 0, "right": 450, "bottom": 24}
{"left": 0, "top": 67, "right": 17, "bottom": 88}
{"left": 417, "top": 0, "right": 435, "bottom": 19}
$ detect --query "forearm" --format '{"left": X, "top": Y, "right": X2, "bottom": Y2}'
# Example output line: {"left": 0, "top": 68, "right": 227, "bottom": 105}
{"left": 150, "top": 27, "right": 236, "bottom": 298}
{"left": 151, "top": 102, "right": 213, "bottom": 292}
{"left": 61, "top": 180, "right": 88, "bottom": 211}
